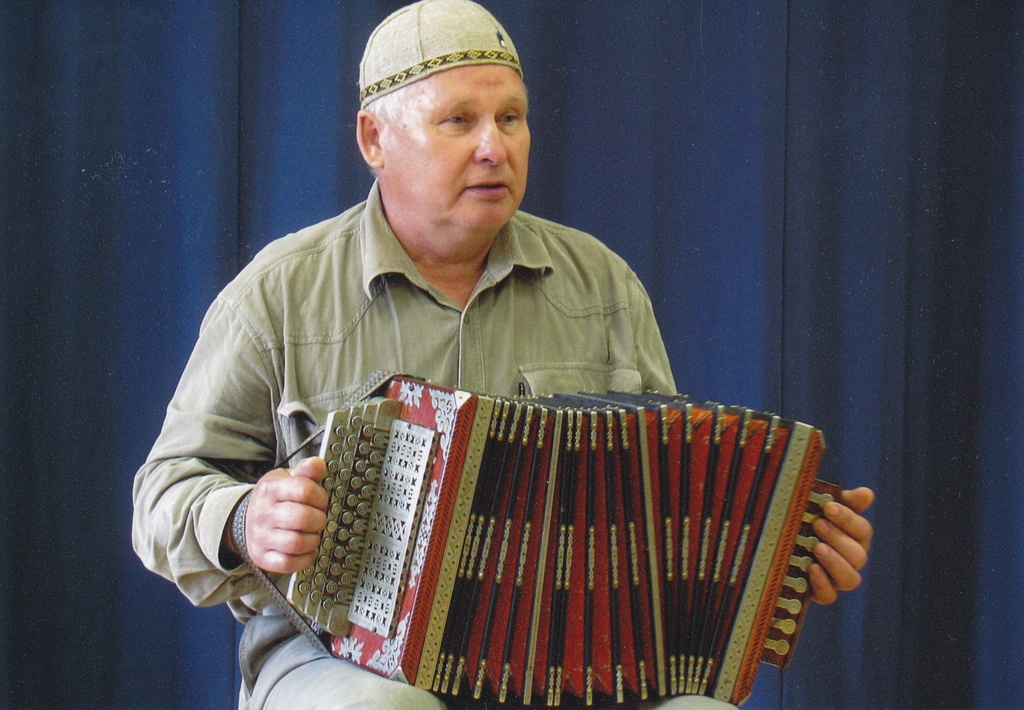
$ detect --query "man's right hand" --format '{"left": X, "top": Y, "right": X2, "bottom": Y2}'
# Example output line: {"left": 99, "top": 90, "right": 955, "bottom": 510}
{"left": 242, "top": 457, "right": 329, "bottom": 573}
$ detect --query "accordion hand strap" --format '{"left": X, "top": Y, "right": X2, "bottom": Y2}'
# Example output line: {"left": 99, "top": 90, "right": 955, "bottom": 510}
{"left": 231, "top": 492, "right": 333, "bottom": 651}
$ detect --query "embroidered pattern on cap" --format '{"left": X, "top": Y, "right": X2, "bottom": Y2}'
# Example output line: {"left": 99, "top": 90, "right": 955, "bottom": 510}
{"left": 360, "top": 49, "right": 521, "bottom": 104}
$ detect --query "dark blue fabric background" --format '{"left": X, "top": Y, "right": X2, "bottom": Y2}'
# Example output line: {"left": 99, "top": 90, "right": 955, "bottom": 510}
{"left": 3, "top": 1, "right": 1022, "bottom": 708}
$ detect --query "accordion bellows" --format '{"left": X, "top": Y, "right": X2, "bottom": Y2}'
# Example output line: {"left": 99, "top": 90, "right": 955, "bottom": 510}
{"left": 286, "top": 376, "right": 834, "bottom": 706}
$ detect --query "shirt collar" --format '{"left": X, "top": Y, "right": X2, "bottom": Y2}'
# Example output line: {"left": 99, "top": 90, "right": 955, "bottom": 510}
{"left": 359, "top": 182, "right": 426, "bottom": 298}
{"left": 359, "top": 182, "right": 554, "bottom": 298}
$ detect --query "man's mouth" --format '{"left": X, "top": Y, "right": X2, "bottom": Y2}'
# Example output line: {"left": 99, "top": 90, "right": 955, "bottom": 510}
{"left": 466, "top": 183, "right": 510, "bottom": 197}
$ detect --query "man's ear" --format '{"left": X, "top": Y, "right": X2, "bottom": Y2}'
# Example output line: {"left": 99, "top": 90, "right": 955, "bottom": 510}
{"left": 356, "top": 110, "right": 385, "bottom": 170}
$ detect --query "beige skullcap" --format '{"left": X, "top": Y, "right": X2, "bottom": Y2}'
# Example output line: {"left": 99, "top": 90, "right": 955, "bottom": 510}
{"left": 359, "top": 0, "right": 522, "bottom": 108}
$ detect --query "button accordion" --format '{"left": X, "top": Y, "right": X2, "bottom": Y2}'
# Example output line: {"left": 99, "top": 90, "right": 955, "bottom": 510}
{"left": 286, "top": 376, "right": 836, "bottom": 706}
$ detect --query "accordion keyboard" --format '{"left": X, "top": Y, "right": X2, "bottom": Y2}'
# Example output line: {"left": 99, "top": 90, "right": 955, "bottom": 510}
{"left": 286, "top": 398, "right": 401, "bottom": 636}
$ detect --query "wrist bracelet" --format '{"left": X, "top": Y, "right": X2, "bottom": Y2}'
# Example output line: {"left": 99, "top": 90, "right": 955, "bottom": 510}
{"left": 231, "top": 492, "right": 251, "bottom": 562}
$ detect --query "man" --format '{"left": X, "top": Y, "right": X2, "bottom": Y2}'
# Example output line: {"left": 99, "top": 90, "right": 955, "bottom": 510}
{"left": 132, "top": 1, "right": 874, "bottom": 708}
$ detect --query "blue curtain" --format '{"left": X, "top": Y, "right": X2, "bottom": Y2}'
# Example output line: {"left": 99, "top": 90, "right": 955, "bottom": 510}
{"left": 3, "top": 1, "right": 1022, "bottom": 708}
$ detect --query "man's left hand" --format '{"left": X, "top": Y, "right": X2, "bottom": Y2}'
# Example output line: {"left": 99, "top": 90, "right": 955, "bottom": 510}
{"left": 808, "top": 487, "right": 874, "bottom": 605}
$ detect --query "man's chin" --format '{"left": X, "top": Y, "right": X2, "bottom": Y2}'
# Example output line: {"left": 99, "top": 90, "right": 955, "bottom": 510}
{"left": 460, "top": 202, "right": 519, "bottom": 233}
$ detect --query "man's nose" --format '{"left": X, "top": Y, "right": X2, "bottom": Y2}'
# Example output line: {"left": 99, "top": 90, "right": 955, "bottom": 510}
{"left": 474, "top": 120, "right": 509, "bottom": 164}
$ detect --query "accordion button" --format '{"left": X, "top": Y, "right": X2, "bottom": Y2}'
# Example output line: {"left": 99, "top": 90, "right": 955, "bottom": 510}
{"left": 783, "top": 575, "right": 808, "bottom": 593}
{"left": 772, "top": 618, "right": 797, "bottom": 635}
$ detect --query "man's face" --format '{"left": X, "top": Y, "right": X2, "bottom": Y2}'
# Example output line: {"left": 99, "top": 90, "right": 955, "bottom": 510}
{"left": 370, "top": 64, "right": 530, "bottom": 248}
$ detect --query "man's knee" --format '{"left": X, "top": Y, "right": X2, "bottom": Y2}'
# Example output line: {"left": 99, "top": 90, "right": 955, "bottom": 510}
{"left": 263, "top": 656, "right": 447, "bottom": 710}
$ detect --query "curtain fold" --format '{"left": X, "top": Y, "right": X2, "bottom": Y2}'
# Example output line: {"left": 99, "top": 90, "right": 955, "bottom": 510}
{"left": 3, "top": 1, "right": 1021, "bottom": 707}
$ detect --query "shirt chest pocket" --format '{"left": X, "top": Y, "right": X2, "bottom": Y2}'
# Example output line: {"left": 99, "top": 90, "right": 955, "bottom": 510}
{"left": 520, "top": 363, "right": 643, "bottom": 397}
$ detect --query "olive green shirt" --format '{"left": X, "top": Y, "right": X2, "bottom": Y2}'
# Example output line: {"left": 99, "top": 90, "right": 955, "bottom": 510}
{"left": 132, "top": 183, "right": 675, "bottom": 621}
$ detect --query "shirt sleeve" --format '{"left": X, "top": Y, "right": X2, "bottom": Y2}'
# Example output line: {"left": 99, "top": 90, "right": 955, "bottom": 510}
{"left": 627, "top": 269, "right": 677, "bottom": 395}
{"left": 132, "top": 296, "right": 278, "bottom": 614}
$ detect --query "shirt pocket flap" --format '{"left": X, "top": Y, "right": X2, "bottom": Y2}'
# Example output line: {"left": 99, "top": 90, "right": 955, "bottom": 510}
{"left": 520, "top": 364, "right": 642, "bottom": 397}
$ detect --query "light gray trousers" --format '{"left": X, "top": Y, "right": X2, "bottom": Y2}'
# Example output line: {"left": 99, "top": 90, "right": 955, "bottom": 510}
{"left": 239, "top": 614, "right": 736, "bottom": 710}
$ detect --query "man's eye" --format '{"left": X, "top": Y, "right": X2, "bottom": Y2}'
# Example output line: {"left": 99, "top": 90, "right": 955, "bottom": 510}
{"left": 447, "top": 116, "right": 467, "bottom": 125}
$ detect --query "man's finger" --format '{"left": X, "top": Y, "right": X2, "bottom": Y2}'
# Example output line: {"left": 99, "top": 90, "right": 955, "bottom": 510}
{"left": 808, "top": 562, "right": 839, "bottom": 605}
{"left": 255, "top": 548, "right": 320, "bottom": 575}
{"left": 290, "top": 457, "right": 327, "bottom": 483}
{"left": 840, "top": 487, "right": 875, "bottom": 514}
{"left": 813, "top": 540, "right": 864, "bottom": 592}
{"left": 818, "top": 502, "right": 874, "bottom": 554}
{"left": 262, "top": 525, "right": 324, "bottom": 557}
